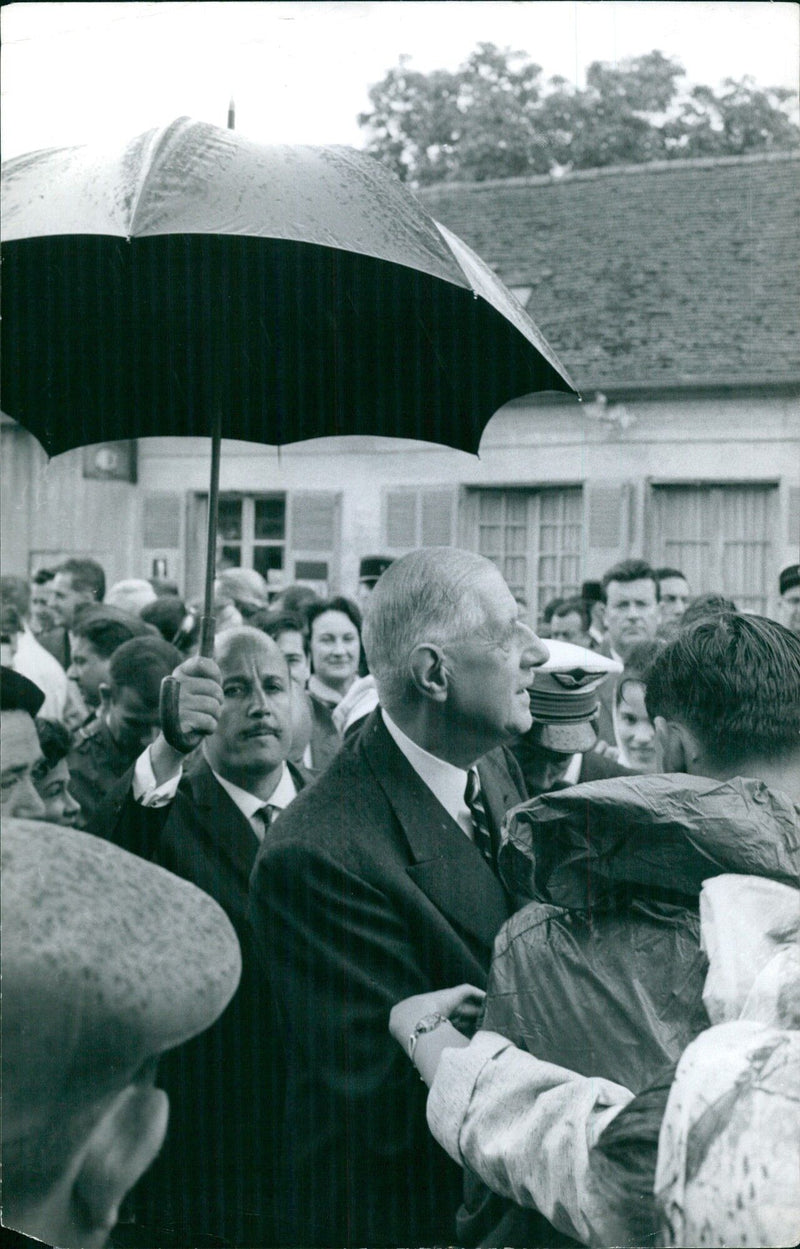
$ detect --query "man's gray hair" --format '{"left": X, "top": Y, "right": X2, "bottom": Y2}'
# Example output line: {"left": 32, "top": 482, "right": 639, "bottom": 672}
{"left": 362, "top": 548, "right": 491, "bottom": 709}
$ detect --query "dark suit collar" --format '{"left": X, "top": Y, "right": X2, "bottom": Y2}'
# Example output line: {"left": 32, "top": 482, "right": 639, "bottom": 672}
{"left": 359, "top": 711, "right": 511, "bottom": 950}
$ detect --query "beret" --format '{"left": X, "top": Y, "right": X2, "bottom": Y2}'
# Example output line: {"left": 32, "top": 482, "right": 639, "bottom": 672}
{"left": 1, "top": 666, "right": 45, "bottom": 717}
{"left": 779, "top": 564, "right": 800, "bottom": 596}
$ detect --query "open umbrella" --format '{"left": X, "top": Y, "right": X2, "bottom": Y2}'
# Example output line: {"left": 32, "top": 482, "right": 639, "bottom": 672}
{"left": 1, "top": 117, "right": 575, "bottom": 742}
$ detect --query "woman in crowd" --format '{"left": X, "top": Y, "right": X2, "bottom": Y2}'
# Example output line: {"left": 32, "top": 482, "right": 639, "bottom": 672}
{"left": 305, "top": 595, "right": 364, "bottom": 772}
{"left": 612, "top": 640, "right": 662, "bottom": 772}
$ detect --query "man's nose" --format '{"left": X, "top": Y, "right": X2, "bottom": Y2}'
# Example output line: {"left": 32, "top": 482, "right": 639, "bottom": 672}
{"left": 520, "top": 626, "right": 549, "bottom": 670}
{"left": 67, "top": 662, "right": 78, "bottom": 680}
{"left": 248, "top": 684, "right": 272, "bottom": 715}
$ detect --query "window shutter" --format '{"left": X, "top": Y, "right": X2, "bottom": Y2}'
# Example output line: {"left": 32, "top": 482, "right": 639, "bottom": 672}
{"left": 142, "top": 493, "right": 182, "bottom": 548}
{"left": 290, "top": 493, "right": 338, "bottom": 551}
{"left": 385, "top": 491, "right": 418, "bottom": 548}
{"left": 587, "top": 486, "right": 622, "bottom": 549}
{"left": 420, "top": 490, "right": 454, "bottom": 546}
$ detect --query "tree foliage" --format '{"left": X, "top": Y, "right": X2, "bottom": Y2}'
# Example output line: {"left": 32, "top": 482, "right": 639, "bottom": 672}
{"left": 358, "top": 45, "right": 799, "bottom": 183}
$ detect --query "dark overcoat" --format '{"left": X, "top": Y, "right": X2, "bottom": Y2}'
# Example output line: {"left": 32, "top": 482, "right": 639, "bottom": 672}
{"left": 248, "top": 709, "right": 525, "bottom": 1248}
{"left": 92, "top": 752, "right": 309, "bottom": 1247}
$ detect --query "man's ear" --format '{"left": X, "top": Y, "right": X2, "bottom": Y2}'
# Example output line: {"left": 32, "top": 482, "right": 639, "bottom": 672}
{"left": 654, "top": 716, "right": 701, "bottom": 774}
{"left": 408, "top": 644, "right": 448, "bottom": 703}
{"left": 72, "top": 1084, "right": 168, "bottom": 1240}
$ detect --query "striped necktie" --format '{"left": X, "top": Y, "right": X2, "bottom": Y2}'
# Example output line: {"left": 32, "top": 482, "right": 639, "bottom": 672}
{"left": 464, "top": 769, "right": 494, "bottom": 868}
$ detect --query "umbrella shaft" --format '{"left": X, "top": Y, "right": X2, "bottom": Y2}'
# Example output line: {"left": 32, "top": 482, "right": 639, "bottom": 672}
{"left": 200, "top": 411, "right": 223, "bottom": 657}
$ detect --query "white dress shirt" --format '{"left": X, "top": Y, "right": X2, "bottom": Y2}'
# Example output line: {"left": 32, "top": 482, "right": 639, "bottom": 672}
{"left": 381, "top": 709, "right": 474, "bottom": 841}
{"left": 132, "top": 746, "right": 296, "bottom": 840}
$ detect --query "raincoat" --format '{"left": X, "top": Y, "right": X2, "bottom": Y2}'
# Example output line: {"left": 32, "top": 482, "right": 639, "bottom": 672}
{"left": 452, "top": 773, "right": 798, "bottom": 1245}
{"left": 485, "top": 773, "right": 799, "bottom": 1092}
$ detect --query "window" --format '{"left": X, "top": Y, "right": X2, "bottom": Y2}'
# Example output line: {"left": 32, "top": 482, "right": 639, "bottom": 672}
{"left": 216, "top": 495, "right": 287, "bottom": 582}
{"left": 188, "top": 490, "right": 340, "bottom": 599}
{"left": 649, "top": 484, "right": 778, "bottom": 613}
{"left": 469, "top": 488, "right": 583, "bottom": 619}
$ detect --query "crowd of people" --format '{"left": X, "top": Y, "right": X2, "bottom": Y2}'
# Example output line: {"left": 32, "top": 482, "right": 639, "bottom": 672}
{"left": 2, "top": 548, "right": 799, "bottom": 1249}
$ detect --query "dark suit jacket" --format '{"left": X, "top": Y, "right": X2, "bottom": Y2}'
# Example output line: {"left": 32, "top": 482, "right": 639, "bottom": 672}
{"left": 248, "top": 710, "right": 526, "bottom": 1248}
{"left": 92, "top": 753, "right": 309, "bottom": 1248}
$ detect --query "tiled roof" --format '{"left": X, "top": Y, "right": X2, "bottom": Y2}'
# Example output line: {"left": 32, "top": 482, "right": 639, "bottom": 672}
{"left": 418, "top": 151, "right": 800, "bottom": 392}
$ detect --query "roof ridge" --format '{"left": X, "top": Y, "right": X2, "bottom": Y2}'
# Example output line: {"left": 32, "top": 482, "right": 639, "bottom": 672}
{"left": 417, "top": 147, "right": 800, "bottom": 195}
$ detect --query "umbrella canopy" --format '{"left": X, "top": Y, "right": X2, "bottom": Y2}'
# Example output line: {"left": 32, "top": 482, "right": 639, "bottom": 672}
{"left": 1, "top": 117, "right": 574, "bottom": 457}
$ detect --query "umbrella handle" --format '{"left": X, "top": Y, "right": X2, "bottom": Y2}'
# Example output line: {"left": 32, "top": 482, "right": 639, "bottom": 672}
{"left": 159, "top": 675, "right": 205, "bottom": 754}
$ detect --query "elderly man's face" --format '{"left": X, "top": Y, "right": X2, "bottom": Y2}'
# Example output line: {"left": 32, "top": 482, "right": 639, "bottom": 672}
{"left": 1, "top": 711, "right": 46, "bottom": 819}
{"left": 442, "top": 566, "right": 548, "bottom": 750}
{"left": 204, "top": 634, "right": 292, "bottom": 784}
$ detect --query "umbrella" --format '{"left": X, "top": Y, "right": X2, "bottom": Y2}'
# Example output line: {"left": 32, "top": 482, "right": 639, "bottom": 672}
{"left": 1, "top": 116, "right": 575, "bottom": 744}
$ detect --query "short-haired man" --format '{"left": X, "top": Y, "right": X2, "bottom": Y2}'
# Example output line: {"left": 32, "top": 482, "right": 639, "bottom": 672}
{"left": 594, "top": 559, "right": 660, "bottom": 744}
{"left": 459, "top": 611, "right": 800, "bottom": 1243}
{"left": 68, "top": 637, "right": 181, "bottom": 823}
{"left": 656, "top": 566, "right": 691, "bottom": 635}
{"left": 778, "top": 562, "right": 800, "bottom": 635}
{"left": 1, "top": 666, "right": 46, "bottom": 820}
{"left": 40, "top": 557, "right": 106, "bottom": 670}
{"left": 30, "top": 568, "right": 56, "bottom": 634}
{"left": 249, "top": 548, "right": 545, "bottom": 1247}
{"left": 94, "top": 626, "right": 310, "bottom": 1247}
{"left": 68, "top": 605, "right": 150, "bottom": 709}
{"left": 549, "top": 596, "right": 592, "bottom": 647}
{"left": 2, "top": 817, "right": 240, "bottom": 1249}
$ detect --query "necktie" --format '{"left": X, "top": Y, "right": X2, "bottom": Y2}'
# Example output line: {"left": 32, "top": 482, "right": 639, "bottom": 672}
{"left": 253, "top": 804, "right": 278, "bottom": 840}
{"left": 464, "top": 769, "right": 494, "bottom": 868}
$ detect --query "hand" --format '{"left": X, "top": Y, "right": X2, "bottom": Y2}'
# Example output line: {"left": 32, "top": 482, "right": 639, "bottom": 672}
{"left": 166, "top": 655, "right": 224, "bottom": 740}
{"left": 592, "top": 740, "right": 620, "bottom": 761}
{"left": 154, "top": 656, "right": 224, "bottom": 768}
{"left": 389, "top": 984, "right": 486, "bottom": 1048}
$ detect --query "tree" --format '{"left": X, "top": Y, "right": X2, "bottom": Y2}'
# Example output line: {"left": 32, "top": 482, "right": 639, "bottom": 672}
{"left": 358, "top": 45, "right": 799, "bottom": 183}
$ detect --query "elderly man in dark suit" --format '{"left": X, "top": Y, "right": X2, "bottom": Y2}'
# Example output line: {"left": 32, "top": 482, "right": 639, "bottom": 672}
{"left": 93, "top": 626, "right": 309, "bottom": 1247}
{"left": 248, "top": 548, "right": 547, "bottom": 1248}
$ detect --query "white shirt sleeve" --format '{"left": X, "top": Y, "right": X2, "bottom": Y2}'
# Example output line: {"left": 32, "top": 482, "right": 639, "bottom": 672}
{"left": 131, "top": 744, "right": 183, "bottom": 807}
{"left": 426, "top": 1030, "right": 633, "bottom": 1245}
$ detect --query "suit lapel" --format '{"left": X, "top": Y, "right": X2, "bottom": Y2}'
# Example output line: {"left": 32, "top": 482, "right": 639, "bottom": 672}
{"left": 360, "top": 713, "right": 510, "bottom": 951}
{"left": 187, "top": 758, "right": 260, "bottom": 883}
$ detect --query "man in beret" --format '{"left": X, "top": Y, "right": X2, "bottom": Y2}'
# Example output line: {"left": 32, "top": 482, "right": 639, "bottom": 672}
{"left": 2, "top": 817, "right": 240, "bottom": 1249}
{"left": 778, "top": 563, "right": 800, "bottom": 635}
{"left": 1, "top": 666, "right": 46, "bottom": 820}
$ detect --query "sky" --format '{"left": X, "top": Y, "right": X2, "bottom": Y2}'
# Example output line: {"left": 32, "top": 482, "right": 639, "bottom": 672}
{"left": 2, "top": 1, "right": 798, "bottom": 159}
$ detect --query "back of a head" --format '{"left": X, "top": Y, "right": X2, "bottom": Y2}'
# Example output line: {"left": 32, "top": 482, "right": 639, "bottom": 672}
{"left": 646, "top": 613, "right": 800, "bottom": 772}
{"left": 2, "top": 818, "right": 241, "bottom": 1236}
{"left": 362, "top": 547, "right": 488, "bottom": 708}
{"left": 279, "top": 583, "right": 322, "bottom": 618}
{"left": 140, "top": 596, "right": 189, "bottom": 644}
{"left": 56, "top": 558, "right": 106, "bottom": 604}
{"left": 617, "top": 640, "right": 664, "bottom": 699}
{"left": 215, "top": 568, "right": 269, "bottom": 615}
{"left": 35, "top": 717, "right": 72, "bottom": 770}
{"left": 104, "top": 579, "right": 158, "bottom": 616}
{"left": 681, "top": 592, "right": 738, "bottom": 630}
{"left": 72, "top": 605, "right": 152, "bottom": 658}
{"left": 257, "top": 610, "right": 308, "bottom": 645}
{"left": 1, "top": 575, "right": 32, "bottom": 620}
{"left": 108, "top": 637, "right": 181, "bottom": 707}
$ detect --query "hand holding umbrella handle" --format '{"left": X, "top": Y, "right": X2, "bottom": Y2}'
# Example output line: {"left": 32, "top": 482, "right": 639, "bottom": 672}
{"left": 159, "top": 656, "right": 224, "bottom": 755}
{"left": 160, "top": 676, "right": 205, "bottom": 753}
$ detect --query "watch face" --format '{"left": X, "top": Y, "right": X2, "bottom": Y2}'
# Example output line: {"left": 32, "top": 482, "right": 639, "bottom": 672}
{"left": 415, "top": 1012, "right": 446, "bottom": 1035}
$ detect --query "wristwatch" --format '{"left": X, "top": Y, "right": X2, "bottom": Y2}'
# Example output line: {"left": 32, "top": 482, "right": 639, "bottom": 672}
{"left": 408, "top": 1011, "right": 448, "bottom": 1062}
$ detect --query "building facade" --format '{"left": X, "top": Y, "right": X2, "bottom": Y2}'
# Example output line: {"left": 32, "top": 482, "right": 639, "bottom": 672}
{"left": 3, "top": 150, "right": 798, "bottom": 616}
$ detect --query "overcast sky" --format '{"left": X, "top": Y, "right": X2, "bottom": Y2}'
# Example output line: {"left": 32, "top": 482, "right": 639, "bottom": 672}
{"left": 2, "top": 1, "right": 798, "bottom": 158}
